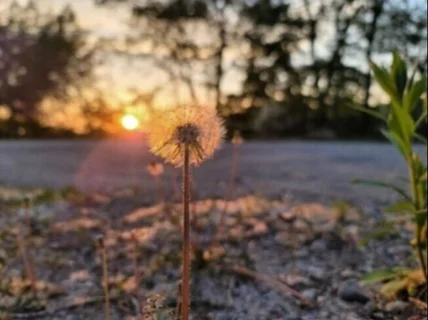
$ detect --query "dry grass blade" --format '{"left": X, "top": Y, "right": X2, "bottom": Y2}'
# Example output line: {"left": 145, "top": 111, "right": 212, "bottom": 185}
{"left": 16, "top": 227, "right": 37, "bottom": 298}
{"left": 409, "top": 297, "right": 427, "bottom": 310}
{"left": 225, "top": 265, "right": 315, "bottom": 307}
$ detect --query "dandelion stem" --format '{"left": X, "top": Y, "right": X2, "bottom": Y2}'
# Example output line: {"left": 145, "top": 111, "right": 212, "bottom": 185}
{"left": 181, "top": 144, "right": 191, "bottom": 320}
{"left": 24, "top": 204, "right": 32, "bottom": 236}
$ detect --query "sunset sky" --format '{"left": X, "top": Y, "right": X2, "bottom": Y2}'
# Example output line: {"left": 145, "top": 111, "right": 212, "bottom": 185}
{"left": 1, "top": 0, "right": 425, "bottom": 133}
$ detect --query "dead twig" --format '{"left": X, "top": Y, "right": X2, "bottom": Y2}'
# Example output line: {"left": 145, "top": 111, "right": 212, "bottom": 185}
{"left": 223, "top": 264, "right": 315, "bottom": 307}
{"left": 130, "top": 232, "right": 144, "bottom": 319}
{"left": 16, "top": 227, "right": 37, "bottom": 298}
{"left": 3, "top": 295, "right": 120, "bottom": 319}
{"left": 409, "top": 297, "right": 427, "bottom": 310}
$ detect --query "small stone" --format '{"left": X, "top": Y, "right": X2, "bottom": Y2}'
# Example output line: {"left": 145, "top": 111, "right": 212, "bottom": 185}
{"left": 320, "top": 310, "right": 330, "bottom": 318}
{"left": 384, "top": 300, "right": 409, "bottom": 313}
{"left": 386, "top": 245, "right": 410, "bottom": 256}
{"left": 372, "top": 312, "right": 385, "bottom": 319}
{"left": 316, "top": 295, "right": 326, "bottom": 304}
{"left": 310, "top": 239, "right": 326, "bottom": 251}
{"left": 301, "top": 288, "right": 317, "bottom": 301}
{"left": 339, "top": 283, "right": 370, "bottom": 304}
{"left": 281, "top": 274, "right": 311, "bottom": 287}
{"left": 294, "top": 219, "right": 310, "bottom": 231}
{"left": 307, "top": 266, "right": 326, "bottom": 281}
{"left": 280, "top": 211, "right": 295, "bottom": 222}
{"left": 363, "top": 301, "right": 378, "bottom": 315}
{"left": 340, "top": 268, "right": 357, "bottom": 278}
{"left": 252, "top": 221, "right": 268, "bottom": 234}
{"left": 343, "top": 225, "right": 360, "bottom": 244}
{"left": 294, "top": 247, "right": 309, "bottom": 258}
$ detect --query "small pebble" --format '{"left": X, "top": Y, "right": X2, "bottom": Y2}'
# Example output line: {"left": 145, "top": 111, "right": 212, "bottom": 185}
{"left": 301, "top": 288, "right": 317, "bottom": 301}
{"left": 384, "top": 300, "right": 409, "bottom": 312}
{"left": 339, "top": 283, "right": 370, "bottom": 304}
{"left": 307, "top": 265, "right": 326, "bottom": 281}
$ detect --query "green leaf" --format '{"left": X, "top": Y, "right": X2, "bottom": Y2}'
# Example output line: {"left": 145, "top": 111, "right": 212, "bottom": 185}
{"left": 414, "top": 111, "right": 428, "bottom": 130}
{"left": 391, "top": 51, "right": 408, "bottom": 101}
{"left": 385, "top": 201, "right": 415, "bottom": 214}
{"left": 423, "top": 94, "right": 427, "bottom": 115}
{"left": 403, "top": 76, "right": 426, "bottom": 111}
{"left": 347, "top": 103, "right": 386, "bottom": 121}
{"left": 371, "top": 62, "right": 399, "bottom": 103}
{"left": 361, "top": 268, "right": 405, "bottom": 284}
{"left": 353, "top": 178, "right": 411, "bottom": 200}
{"left": 414, "top": 132, "right": 427, "bottom": 144}
{"left": 359, "top": 220, "right": 400, "bottom": 246}
{"left": 380, "top": 278, "right": 408, "bottom": 297}
{"left": 381, "top": 129, "right": 410, "bottom": 158}
{"left": 387, "top": 101, "right": 414, "bottom": 143}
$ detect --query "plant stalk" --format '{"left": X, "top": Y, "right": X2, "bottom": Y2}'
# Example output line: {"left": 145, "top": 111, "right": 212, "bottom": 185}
{"left": 408, "top": 156, "right": 427, "bottom": 282}
{"left": 100, "top": 241, "right": 111, "bottom": 320}
{"left": 181, "top": 145, "right": 191, "bottom": 320}
{"left": 17, "top": 229, "right": 37, "bottom": 297}
{"left": 131, "top": 234, "right": 143, "bottom": 319}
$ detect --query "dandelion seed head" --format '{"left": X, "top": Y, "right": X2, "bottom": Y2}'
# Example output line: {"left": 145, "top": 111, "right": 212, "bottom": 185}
{"left": 95, "top": 235, "right": 105, "bottom": 248}
{"left": 147, "top": 161, "right": 164, "bottom": 176}
{"left": 232, "top": 130, "right": 244, "bottom": 144}
{"left": 148, "top": 104, "right": 225, "bottom": 166}
{"left": 175, "top": 123, "right": 201, "bottom": 145}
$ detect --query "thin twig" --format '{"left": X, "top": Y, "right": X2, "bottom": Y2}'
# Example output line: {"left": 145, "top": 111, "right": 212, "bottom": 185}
{"left": 16, "top": 227, "right": 37, "bottom": 298}
{"left": 175, "top": 282, "right": 182, "bottom": 320}
{"left": 409, "top": 297, "right": 427, "bottom": 310}
{"left": 4, "top": 295, "right": 120, "bottom": 319}
{"left": 97, "top": 236, "right": 111, "bottom": 320}
{"left": 131, "top": 232, "right": 143, "bottom": 319}
{"left": 23, "top": 197, "right": 32, "bottom": 236}
{"left": 224, "top": 265, "right": 315, "bottom": 307}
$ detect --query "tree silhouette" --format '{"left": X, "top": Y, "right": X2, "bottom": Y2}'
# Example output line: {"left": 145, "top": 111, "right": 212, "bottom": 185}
{"left": 0, "top": 1, "right": 94, "bottom": 134}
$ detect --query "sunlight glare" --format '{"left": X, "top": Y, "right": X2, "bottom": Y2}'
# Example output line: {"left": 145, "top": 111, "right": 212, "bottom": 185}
{"left": 121, "top": 114, "right": 140, "bottom": 131}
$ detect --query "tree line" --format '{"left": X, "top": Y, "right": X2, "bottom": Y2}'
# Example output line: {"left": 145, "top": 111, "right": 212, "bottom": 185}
{"left": 0, "top": 0, "right": 426, "bottom": 139}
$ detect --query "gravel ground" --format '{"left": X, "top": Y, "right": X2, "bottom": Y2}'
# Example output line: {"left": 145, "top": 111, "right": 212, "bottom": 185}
{"left": 0, "top": 192, "right": 425, "bottom": 320}
{"left": 0, "top": 140, "right": 426, "bottom": 319}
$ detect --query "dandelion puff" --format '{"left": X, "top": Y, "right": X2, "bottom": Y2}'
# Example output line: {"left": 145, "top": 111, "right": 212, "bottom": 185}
{"left": 232, "top": 130, "right": 244, "bottom": 145}
{"left": 147, "top": 161, "right": 164, "bottom": 177}
{"left": 148, "top": 104, "right": 225, "bottom": 166}
{"left": 147, "top": 104, "right": 224, "bottom": 320}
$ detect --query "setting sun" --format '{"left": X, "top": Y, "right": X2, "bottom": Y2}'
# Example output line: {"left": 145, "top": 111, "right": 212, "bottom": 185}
{"left": 121, "top": 114, "right": 140, "bottom": 131}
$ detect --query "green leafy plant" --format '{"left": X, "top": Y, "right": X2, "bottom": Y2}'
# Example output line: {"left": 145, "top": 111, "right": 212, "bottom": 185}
{"left": 354, "top": 51, "right": 427, "bottom": 294}
{"left": 361, "top": 267, "right": 426, "bottom": 298}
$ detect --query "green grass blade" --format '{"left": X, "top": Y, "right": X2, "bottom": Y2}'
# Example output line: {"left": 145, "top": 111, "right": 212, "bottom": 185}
{"left": 353, "top": 179, "right": 411, "bottom": 201}
{"left": 370, "top": 62, "right": 399, "bottom": 103}
{"left": 385, "top": 201, "right": 415, "bottom": 214}
{"left": 381, "top": 129, "right": 410, "bottom": 158}
{"left": 347, "top": 103, "right": 386, "bottom": 121}
{"left": 361, "top": 268, "right": 405, "bottom": 284}
{"left": 404, "top": 76, "right": 426, "bottom": 111}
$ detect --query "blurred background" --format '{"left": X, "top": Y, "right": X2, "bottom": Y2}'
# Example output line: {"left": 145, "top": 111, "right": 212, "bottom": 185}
{"left": 0, "top": 0, "right": 426, "bottom": 140}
